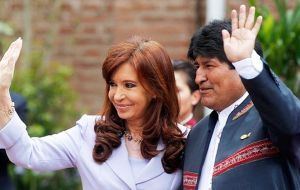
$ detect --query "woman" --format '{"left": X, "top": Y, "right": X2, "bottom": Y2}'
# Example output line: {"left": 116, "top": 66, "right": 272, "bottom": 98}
{"left": 173, "top": 60, "right": 200, "bottom": 128}
{"left": 0, "top": 37, "right": 187, "bottom": 189}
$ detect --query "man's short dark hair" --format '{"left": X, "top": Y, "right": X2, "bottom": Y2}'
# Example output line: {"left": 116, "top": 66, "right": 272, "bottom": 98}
{"left": 187, "top": 20, "right": 263, "bottom": 69}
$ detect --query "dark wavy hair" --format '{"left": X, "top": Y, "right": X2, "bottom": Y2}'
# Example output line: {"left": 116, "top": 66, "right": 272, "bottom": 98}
{"left": 93, "top": 36, "right": 185, "bottom": 173}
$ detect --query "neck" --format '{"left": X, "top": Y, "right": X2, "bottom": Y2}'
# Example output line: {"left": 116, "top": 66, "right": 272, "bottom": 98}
{"left": 126, "top": 121, "right": 143, "bottom": 137}
{"left": 180, "top": 113, "right": 193, "bottom": 125}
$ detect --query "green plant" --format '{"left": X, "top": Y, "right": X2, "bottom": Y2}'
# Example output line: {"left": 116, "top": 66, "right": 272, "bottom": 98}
{"left": 249, "top": 0, "right": 300, "bottom": 97}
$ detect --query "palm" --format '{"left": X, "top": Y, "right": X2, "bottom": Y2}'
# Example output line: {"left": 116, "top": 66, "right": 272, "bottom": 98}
{"left": 222, "top": 5, "right": 262, "bottom": 62}
{"left": 224, "top": 28, "right": 256, "bottom": 62}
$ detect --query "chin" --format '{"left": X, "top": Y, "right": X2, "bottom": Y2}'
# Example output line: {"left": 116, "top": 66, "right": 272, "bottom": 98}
{"left": 117, "top": 113, "right": 129, "bottom": 120}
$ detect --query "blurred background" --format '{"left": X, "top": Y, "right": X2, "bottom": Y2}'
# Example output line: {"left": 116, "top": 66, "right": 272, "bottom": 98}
{"left": 0, "top": 0, "right": 299, "bottom": 189}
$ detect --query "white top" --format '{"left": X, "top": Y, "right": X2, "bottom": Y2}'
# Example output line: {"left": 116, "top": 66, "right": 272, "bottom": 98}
{"left": 198, "top": 51, "right": 263, "bottom": 190}
{"left": 0, "top": 114, "right": 189, "bottom": 190}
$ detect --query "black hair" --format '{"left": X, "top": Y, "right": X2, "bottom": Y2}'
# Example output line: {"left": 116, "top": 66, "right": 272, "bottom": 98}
{"left": 172, "top": 60, "right": 199, "bottom": 92}
{"left": 187, "top": 20, "right": 263, "bottom": 69}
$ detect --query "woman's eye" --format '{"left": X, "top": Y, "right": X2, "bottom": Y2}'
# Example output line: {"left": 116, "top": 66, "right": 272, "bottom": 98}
{"left": 125, "top": 83, "right": 136, "bottom": 88}
{"left": 108, "top": 81, "right": 116, "bottom": 87}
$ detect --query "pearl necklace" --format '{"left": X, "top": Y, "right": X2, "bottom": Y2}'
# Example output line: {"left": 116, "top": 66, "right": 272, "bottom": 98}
{"left": 124, "top": 131, "right": 143, "bottom": 143}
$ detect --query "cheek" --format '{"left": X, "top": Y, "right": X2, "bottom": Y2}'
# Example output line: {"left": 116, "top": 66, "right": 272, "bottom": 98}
{"left": 108, "top": 90, "right": 114, "bottom": 101}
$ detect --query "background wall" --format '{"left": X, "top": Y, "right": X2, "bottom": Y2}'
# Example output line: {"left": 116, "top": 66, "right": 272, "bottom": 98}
{"left": 0, "top": 0, "right": 296, "bottom": 115}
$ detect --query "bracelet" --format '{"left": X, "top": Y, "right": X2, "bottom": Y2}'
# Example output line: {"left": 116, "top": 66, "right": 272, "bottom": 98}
{"left": 0, "top": 102, "right": 15, "bottom": 118}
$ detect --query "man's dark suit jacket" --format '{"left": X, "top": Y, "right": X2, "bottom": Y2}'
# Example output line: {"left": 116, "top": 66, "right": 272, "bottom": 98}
{"left": 0, "top": 92, "right": 27, "bottom": 190}
{"left": 183, "top": 62, "right": 300, "bottom": 190}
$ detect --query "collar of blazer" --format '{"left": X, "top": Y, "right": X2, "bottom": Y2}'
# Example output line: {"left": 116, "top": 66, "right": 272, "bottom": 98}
{"left": 106, "top": 137, "right": 165, "bottom": 189}
{"left": 228, "top": 95, "right": 253, "bottom": 122}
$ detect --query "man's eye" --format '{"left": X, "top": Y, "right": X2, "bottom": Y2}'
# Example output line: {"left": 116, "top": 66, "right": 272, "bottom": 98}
{"left": 125, "top": 83, "right": 136, "bottom": 88}
{"left": 193, "top": 62, "right": 200, "bottom": 69}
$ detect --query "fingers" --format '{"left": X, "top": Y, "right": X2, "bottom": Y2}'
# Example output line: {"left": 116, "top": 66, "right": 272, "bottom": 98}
{"left": 252, "top": 16, "right": 263, "bottom": 36}
{"left": 231, "top": 10, "right": 238, "bottom": 31}
{"left": 1, "top": 38, "right": 22, "bottom": 66}
{"left": 233, "top": 5, "right": 262, "bottom": 32}
{"left": 238, "top": 5, "right": 246, "bottom": 28}
{"left": 222, "top": 29, "right": 230, "bottom": 42}
{"left": 11, "top": 38, "right": 23, "bottom": 65}
{"left": 245, "top": 6, "right": 255, "bottom": 29}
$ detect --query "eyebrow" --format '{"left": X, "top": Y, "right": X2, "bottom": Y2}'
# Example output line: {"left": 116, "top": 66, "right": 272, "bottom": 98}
{"left": 122, "top": 80, "right": 137, "bottom": 83}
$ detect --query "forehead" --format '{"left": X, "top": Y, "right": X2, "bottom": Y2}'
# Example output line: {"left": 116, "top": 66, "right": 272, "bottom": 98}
{"left": 195, "top": 56, "right": 218, "bottom": 64}
{"left": 111, "top": 62, "right": 138, "bottom": 81}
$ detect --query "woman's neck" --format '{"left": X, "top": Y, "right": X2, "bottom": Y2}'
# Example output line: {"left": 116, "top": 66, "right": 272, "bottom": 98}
{"left": 126, "top": 121, "right": 143, "bottom": 137}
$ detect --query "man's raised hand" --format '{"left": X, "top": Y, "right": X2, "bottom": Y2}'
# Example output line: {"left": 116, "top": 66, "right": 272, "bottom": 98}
{"left": 222, "top": 5, "right": 263, "bottom": 62}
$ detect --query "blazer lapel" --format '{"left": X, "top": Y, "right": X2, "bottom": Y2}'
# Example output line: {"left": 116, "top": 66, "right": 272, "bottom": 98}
{"left": 135, "top": 140, "right": 165, "bottom": 184}
{"left": 228, "top": 95, "right": 253, "bottom": 122}
{"left": 106, "top": 138, "right": 136, "bottom": 190}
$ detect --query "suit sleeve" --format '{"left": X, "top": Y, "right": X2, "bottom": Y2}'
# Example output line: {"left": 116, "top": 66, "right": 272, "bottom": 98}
{"left": 0, "top": 112, "right": 90, "bottom": 172}
{"left": 239, "top": 59, "right": 300, "bottom": 168}
{"left": 241, "top": 61, "right": 300, "bottom": 135}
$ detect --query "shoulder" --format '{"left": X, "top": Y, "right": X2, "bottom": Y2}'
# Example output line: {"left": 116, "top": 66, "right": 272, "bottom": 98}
{"left": 75, "top": 114, "right": 102, "bottom": 137}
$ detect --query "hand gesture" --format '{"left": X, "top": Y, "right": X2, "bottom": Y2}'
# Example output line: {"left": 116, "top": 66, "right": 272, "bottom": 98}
{"left": 222, "top": 5, "right": 262, "bottom": 62}
{"left": 0, "top": 38, "right": 23, "bottom": 92}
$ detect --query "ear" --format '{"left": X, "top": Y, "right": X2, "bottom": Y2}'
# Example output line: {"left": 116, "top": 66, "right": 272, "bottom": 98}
{"left": 191, "top": 90, "right": 201, "bottom": 106}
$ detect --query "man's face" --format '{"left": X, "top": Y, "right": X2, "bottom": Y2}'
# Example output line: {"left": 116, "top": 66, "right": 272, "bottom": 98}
{"left": 194, "top": 56, "right": 246, "bottom": 112}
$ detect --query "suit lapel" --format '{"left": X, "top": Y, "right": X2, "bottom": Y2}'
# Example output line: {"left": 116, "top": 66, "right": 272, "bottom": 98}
{"left": 106, "top": 138, "right": 136, "bottom": 190}
{"left": 228, "top": 95, "right": 253, "bottom": 122}
{"left": 135, "top": 140, "right": 165, "bottom": 184}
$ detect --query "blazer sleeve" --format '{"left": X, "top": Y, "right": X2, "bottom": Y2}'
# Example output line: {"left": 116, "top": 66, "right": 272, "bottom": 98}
{"left": 241, "top": 60, "right": 300, "bottom": 135}
{"left": 0, "top": 112, "right": 91, "bottom": 172}
{"left": 241, "top": 60, "right": 300, "bottom": 166}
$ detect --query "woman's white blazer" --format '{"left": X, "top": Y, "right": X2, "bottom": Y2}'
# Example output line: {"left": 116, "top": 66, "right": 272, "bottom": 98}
{"left": 0, "top": 113, "right": 186, "bottom": 190}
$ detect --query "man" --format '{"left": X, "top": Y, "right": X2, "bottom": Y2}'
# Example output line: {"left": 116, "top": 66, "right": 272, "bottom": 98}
{"left": 183, "top": 5, "right": 300, "bottom": 190}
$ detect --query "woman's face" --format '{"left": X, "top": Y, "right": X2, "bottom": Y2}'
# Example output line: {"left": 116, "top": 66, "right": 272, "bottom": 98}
{"left": 108, "top": 62, "right": 153, "bottom": 126}
{"left": 175, "top": 71, "right": 199, "bottom": 122}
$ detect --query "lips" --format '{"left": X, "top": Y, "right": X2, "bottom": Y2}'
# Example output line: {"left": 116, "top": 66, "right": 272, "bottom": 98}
{"left": 114, "top": 104, "right": 131, "bottom": 112}
{"left": 199, "top": 86, "right": 212, "bottom": 94}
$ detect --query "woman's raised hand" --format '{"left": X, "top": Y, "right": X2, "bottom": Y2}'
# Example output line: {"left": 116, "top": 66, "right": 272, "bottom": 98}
{"left": 0, "top": 38, "right": 23, "bottom": 92}
{"left": 0, "top": 38, "right": 22, "bottom": 127}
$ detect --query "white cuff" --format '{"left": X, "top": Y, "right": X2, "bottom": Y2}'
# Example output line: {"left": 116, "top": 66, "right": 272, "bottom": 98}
{"left": 232, "top": 51, "right": 263, "bottom": 79}
{"left": 0, "top": 112, "right": 27, "bottom": 149}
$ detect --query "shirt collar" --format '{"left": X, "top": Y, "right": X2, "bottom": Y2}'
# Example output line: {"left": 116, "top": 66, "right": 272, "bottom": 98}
{"left": 217, "top": 92, "right": 249, "bottom": 121}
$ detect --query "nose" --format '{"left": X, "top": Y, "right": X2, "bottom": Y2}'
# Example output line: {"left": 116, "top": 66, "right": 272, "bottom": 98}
{"left": 114, "top": 87, "right": 125, "bottom": 101}
{"left": 195, "top": 67, "right": 207, "bottom": 85}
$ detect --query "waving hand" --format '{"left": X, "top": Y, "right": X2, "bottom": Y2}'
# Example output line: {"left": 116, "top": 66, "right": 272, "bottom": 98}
{"left": 0, "top": 38, "right": 22, "bottom": 126}
{"left": 222, "top": 5, "right": 263, "bottom": 62}
{"left": 0, "top": 38, "right": 22, "bottom": 93}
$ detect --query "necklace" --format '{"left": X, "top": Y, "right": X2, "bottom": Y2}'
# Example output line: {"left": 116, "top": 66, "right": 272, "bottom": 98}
{"left": 124, "top": 131, "right": 143, "bottom": 143}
